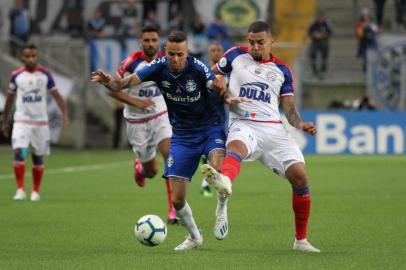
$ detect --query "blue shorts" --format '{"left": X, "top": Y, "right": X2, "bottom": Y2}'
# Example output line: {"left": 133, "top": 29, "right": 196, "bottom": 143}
{"left": 164, "top": 125, "right": 226, "bottom": 181}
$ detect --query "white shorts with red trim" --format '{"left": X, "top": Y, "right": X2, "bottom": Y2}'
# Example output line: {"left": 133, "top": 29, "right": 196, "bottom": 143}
{"left": 226, "top": 119, "right": 304, "bottom": 178}
{"left": 126, "top": 112, "right": 172, "bottom": 162}
{"left": 12, "top": 122, "right": 50, "bottom": 156}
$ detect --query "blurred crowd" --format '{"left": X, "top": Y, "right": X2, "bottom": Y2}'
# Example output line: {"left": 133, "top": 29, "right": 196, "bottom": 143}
{"left": 2, "top": 0, "right": 233, "bottom": 61}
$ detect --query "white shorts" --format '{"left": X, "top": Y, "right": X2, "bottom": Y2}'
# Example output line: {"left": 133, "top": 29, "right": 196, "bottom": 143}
{"left": 126, "top": 112, "right": 172, "bottom": 162}
{"left": 227, "top": 120, "right": 304, "bottom": 178}
{"left": 12, "top": 122, "right": 51, "bottom": 156}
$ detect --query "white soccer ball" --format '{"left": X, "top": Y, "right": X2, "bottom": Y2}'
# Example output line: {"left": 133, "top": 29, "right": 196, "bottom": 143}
{"left": 134, "top": 214, "right": 167, "bottom": 246}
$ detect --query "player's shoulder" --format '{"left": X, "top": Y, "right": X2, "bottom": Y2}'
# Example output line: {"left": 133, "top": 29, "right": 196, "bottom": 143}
{"left": 10, "top": 67, "right": 26, "bottom": 78}
{"left": 122, "top": 51, "right": 146, "bottom": 67}
{"left": 36, "top": 66, "right": 53, "bottom": 75}
{"left": 224, "top": 46, "right": 249, "bottom": 57}
{"left": 271, "top": 56, "right": 292, "bottom": 75}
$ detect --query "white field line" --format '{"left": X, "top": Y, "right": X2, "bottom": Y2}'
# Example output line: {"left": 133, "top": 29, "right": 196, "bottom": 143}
{"left": 0, "top": 161, "right": 132, "bottom": 180}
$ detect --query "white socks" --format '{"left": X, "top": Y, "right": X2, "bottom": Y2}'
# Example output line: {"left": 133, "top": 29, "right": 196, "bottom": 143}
{"left": 216, "top": 192, "right": 228, "bottom": 217}
{"left": 175, "top": 202, "right": 200, "bottom": 239}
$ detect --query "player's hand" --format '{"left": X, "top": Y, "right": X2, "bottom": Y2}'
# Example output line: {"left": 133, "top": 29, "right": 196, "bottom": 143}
{"left": 90, "top": 70, "right": 111, "bottom": 85}
{"left": 299, "top": 121, "right": 317, "bottom": 135}
{"left": 2, "top": 123, "right": 9, "bottom": 138}
{"left": 212, "top": 75, "right": 227, "bottom": 97}
{"left": 135, "top": 98, "right": 156, "bottom": 112}
{"left": 224, "top": 96, "right": 253, "bottom": 105}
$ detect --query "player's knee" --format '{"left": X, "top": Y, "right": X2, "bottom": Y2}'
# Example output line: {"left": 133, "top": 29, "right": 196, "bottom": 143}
{"left": 14, "top": 149, "right": 25, "bottom": 161}
{"left": 172, "top": 197, "right": 185, "bottom": 210}
{"left": 290, "top": 173, "right": 308, "bottom": 188}
{"left": 32, "top": 154, "right": 43, "bottom": 166}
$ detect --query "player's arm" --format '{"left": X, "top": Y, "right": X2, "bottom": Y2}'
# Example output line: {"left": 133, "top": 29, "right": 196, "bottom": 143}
{"left": 108, "top": 73, "right": 155, "bottom": 110}
{"left": 2, "top": 92, "right": 16, "bottom": 137}
{"left": 90, "top": 70, "right": 141, "bottom": 92}
{"left": 281, "top": 96, "right": 316, "bottom": 135}
{"left": 109, "top": 91, "right": 155, "bottom": 111}
{"left": 51, "top": 90, "right": 69, "bottom": 125}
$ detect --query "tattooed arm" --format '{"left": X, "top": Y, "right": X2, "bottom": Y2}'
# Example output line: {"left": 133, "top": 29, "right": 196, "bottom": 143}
{"left": 281, "top": 96, "right": 317, "bottom": 135}
{"left": 90, "top": 70, "right": 141, "bottom": 92}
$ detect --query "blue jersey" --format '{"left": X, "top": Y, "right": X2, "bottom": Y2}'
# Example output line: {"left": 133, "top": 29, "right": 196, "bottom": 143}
{"left": 136, "top": 56, "right": 223, "bottom": 134}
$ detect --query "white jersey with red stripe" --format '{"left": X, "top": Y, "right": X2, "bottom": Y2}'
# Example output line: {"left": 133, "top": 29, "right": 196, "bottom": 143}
{"left": 116, "top": 51, "right": 167, "bottom": 120}
{"left": 8, "top": 66, "right": 56, "bottom": 123}
{"left": 216, "top": 46, "right": 294, "bottom": 123}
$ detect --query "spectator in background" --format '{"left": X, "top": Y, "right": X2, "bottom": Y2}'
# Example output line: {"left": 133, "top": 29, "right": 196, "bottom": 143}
{"left": 9, "top": 0, "right": 30, "bottom": 58}
{"left": 373, "top": 0, "right": 386, "bottom": 28}
{"left": 356, "top": 9, "right": 378, "bottom": 71}
{"left": 207, "top": 15, "right": 231, "bottom": 50}
{"left": 188, "top": 14, "right": 206, "bottom": 60}
{"left": 142, "top": 9, "right": 161, "bottom": 32}
{"left": 119, "top": 0, "right": 141, "bottom": 38}
{"left": 190, "top": 14, "right": 205, "bottom": 35}
{"left": 167, "top": 14, "right": 184, "bottom": 33}
{"left": 358, "top": 94, "right": 377, "bottom": 110}
{"left": 207, "top": 15, "right": 228, "bottom": 41}
{"left": 394, "top": 0, "right": 406, "bottom": 29}
{"left": 66, "top": 0, "right": 84, "bottom": 37}
{"left": 308, "top": 12, "right": 333, "bottom": 80}
{"left": 87, "top": 9, "right": 106, "bottom": 38}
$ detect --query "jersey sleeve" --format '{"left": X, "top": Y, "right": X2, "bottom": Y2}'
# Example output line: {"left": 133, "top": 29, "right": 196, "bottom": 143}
{"left": 279, "top": 65, "right": 294, "bottom": 97}
{"left": 216, "top": 46, "right": 247, "bottom": 75}
{"left": 46, "top": 72, "right": 57, "bottom": 91}
{"left": 135, "top": 57, "right": 164, "bottom": 82}
{"left": 8, "top": 73, "right": 18, "bottom": 93}
{"left": 194, "top": 58, "right": 216, "bottom": 82}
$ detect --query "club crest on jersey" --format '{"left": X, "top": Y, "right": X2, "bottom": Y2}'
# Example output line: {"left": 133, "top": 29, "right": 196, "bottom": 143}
{"left": 22, "top": 89, "right": 42, "bottom": 103}
{"left": 185, "top": 80, "right": 196, "bottom": 93}
{"left": 266, "top": 71, "right": 277, "bottom": 82}
{"left": 239, "top": 82, "right": 271, "bottom": 103}
{"left": 161, "top": 81, "right": 171, "bottom": 88}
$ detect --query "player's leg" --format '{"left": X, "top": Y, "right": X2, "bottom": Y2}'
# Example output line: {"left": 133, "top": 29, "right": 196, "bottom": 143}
{"left": 200, "top": 156, "right": 213, "bottom": 197}
{"left": 31, "top": 154, "right": 44, "bottom": 201}
{"left": 11, "top": 123, "right": 31, "bottom": 200}
{"left": 285, "top": 162, "right": 320, "bottom": 253}
{"left": 157, "top": 137, "right": 177, "bottom": 224}
{"left": 126, "top": 122, "right": 152, "bottom": 187}
{"left": 260, "top": 125, "right": 319, "bottom": 252}
{"left": 30, "top": 125, "right": 50, "bottom": 202}
{"left": 165, "top": 135, "right": 203, "bottom": 250}
{"left": 170, "top": 177, "right": 202, "bottom": 250}
{"left": 201, "top": 122, "right": 255, "bottom": 193}
{"left": 12, "top": 148, "right": 27, "bottom": 200}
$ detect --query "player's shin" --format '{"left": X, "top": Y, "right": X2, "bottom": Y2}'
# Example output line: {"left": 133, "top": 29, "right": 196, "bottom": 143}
{"left": 216, "top": 192, "right": 228, "bottom": 217}
{"left": 174, "top": 202, "right": 200, "bottom": 239}
{"left": 32, "top": 155, "right": 44, "bottom": 192}
{"left": 165, "top": 178, "right": 177, "bottom": 222}
{"left": 292, "top": 186, "right": 311, "bottom": 240}
{"left": 220, "top": 152, "right": 242, "bottom": 183}
{"left": 13, "top": 151, "right": 26, "bottom": 189}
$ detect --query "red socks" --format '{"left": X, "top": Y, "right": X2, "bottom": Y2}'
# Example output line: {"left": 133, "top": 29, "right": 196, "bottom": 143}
{"left": 13, "top": 161, "right": 26, "bottom": 189}
{"left": 292, "top": 192, "right": 311, "bottom": 240}
{"left": 32, "top": 165, "right": 44, "bottom": 192}
{"left": 220, "top": 154, "right": 241, "bottom": 183}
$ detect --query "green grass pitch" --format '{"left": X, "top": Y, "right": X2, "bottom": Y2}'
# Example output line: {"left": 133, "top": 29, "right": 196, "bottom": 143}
{"left": 0, "top": 148, "right": 405, "bottom": 270}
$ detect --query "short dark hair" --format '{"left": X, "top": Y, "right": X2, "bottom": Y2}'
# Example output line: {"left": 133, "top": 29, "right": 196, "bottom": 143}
{"left": 141, "top": 25, "right": 159, "bottom": 34}
{"left": 167, "top": 31, "right": 187, "bottom": 43}
{"left": 248, "top": 21, "right": 271, "bottom": 34}
{"left": 21, "top": 44, "right": 38, "bottom": 52}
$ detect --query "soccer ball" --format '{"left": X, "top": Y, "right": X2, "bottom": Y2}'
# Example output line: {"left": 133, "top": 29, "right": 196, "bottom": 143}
{"left": 134, "top": 214, "right": 167, "bottom": 246}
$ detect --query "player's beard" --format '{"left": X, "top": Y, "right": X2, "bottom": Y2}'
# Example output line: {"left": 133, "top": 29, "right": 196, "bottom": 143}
{"left": 144, "top": 47, "right": 158, "bottom": 58}
{"left": 253, "top": 55, "right": 263, "bottom": 61}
